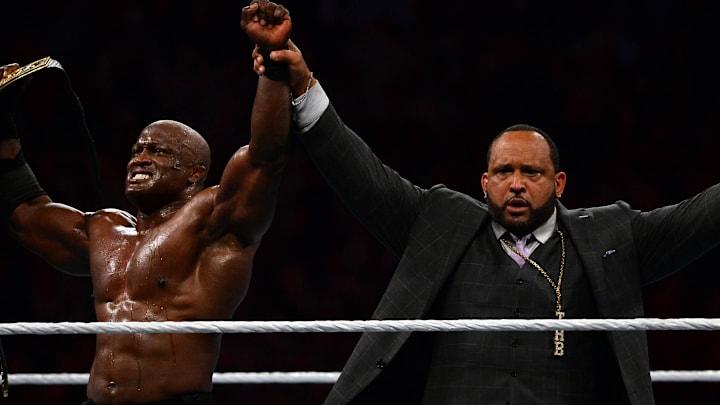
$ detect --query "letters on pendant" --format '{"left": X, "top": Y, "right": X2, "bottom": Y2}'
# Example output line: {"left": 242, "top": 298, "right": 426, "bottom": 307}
{"left": 554, "top": 310, "right": 565, "bottom": 357}
{"left": 553, "top": 330, "right": 565, "bottom": 356}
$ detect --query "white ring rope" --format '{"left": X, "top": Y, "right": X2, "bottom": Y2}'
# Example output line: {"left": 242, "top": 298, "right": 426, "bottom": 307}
{"left": 0, "top": 318, "right": 720, "bottom": 336}
{"left": 7, "top": 372, "right": 342, "bottom": 385}
{"left": 3, "top": 318, "right": 720, "bottom": 335}
{"left": 4, "top": 318, "right": 720, "bottom": 385}
{"left": 5, "top": 370, "right": 720, "bottom": 385}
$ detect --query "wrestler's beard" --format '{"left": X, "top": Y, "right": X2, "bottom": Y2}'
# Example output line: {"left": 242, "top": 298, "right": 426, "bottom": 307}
{"left": 487, "top": 193, "right": 557, "bottom": 237}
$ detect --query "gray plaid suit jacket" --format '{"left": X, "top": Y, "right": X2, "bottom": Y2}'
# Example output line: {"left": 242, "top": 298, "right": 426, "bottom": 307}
{"left": 297, "top": 104, "right": 720, "bottom": 405}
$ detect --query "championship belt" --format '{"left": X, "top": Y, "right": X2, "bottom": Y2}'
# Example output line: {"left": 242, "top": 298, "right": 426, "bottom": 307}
{"left": 0, "top": 56, "right": 62, "bottom": 91}
{"left": 0, "top": 57, "right": 102, "bottom": 398}
{"left": 0, "top": 56, "right": 102, "bottom": 192}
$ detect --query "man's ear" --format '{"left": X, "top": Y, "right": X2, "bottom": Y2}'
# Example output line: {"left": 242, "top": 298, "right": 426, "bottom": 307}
{"left": 188, "top": 165, "right": 207, "bottom": 184}
{"left": 481, "top": 172, "right": 489, "bottom": 197}
{"left": 555, "top": 171, "right": 566, "bottom": 198}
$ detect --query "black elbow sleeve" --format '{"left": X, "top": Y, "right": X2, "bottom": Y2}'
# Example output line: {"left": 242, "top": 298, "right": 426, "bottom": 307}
{"left": 0, "top": 152, "right": 46, "bottom": 219}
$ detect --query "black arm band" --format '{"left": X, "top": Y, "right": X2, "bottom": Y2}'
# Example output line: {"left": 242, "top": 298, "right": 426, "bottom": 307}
{"left": 258, "top": 48, "right": 289, "bottom": 82}
{"left": 0, "top": 153, "right": 46, "bottom": 219}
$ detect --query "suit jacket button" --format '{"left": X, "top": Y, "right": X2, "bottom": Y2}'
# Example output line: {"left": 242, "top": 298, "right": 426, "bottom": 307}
{"left": 376, "top": 360, "right": 386, "bottom": 369}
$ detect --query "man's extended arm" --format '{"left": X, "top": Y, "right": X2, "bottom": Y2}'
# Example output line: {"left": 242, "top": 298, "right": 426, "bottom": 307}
{"left": 209, "top": 0, "right": 292, "bottom": 246}
{"left": 255, "top": 39, "right": 426, "bottom": 255}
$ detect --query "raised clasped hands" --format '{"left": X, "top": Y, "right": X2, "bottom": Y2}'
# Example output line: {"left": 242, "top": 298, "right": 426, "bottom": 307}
{"left": 240, "top": 0, "right": 291, "bottom": 50}
{"left": 241, "top": 1, "right": 313, "bottom": 97}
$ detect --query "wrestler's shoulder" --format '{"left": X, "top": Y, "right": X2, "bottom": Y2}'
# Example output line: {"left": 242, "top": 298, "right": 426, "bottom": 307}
{"left": 186, "top": 185, "right": 220, "bottom": 209}
{"left": 88, "top": 208, "right": 137, "bottom": 226}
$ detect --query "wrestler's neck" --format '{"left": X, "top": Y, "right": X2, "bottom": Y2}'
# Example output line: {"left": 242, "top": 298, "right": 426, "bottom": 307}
{"left": 134, "top": 197, "right": 191, "bottom": 233}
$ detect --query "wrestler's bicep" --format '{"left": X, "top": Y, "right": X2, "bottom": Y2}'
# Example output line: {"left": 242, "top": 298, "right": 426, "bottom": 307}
{"left": 212, "top": 148, "right": 282, "bottom": 245}
{"left": 10, "top": 198, "right": 91, "bottom": 274}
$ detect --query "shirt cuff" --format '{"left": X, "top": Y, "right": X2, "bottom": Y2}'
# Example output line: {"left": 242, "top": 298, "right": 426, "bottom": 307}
{"left": 293, "top": 80, "right": 329, "bottom": 133}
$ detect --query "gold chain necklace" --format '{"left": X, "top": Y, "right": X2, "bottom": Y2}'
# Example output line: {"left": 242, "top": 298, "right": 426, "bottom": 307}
{"left": 501, "top": 229, "right": 566, "bottom": 356}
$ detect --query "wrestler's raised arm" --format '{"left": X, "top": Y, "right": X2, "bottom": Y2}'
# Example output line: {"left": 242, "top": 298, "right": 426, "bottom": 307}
{"left": 207, "top": 0, "right": 293, "bottom": 246}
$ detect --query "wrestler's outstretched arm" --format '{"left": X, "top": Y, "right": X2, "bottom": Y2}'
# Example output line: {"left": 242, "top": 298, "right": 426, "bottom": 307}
{"left": 0, "top": 63, "right": 90, "bottom": 276}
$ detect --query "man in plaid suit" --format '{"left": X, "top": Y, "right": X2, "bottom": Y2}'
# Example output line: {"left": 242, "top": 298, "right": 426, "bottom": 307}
{"left": 249, "top": 2, "right": 720, "bottom": 403}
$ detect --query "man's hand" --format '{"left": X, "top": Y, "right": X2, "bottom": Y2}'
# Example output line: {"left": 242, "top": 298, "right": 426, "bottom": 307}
{"left": 252, "top": 39, "right": 314, "bottom": 98}
{"left": 1, "top": 64, "right": 20, "bottom": 81}
{"left": 0, "top": 63, "right": 23, "bottom": 139}
{"left": 241, "top": 0, "right": 291, "bottom": 50}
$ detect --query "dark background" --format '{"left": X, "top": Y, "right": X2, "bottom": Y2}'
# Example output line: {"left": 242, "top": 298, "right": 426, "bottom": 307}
{"left": 2, "top": 0, "right": 720, "bottom": 403}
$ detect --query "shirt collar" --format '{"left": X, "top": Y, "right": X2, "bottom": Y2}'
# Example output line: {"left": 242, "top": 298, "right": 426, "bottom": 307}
{"left": 491, "top": 208, "right": 557, "bottom": 244}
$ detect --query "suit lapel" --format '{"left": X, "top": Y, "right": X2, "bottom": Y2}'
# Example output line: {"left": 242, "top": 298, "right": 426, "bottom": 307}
{"left": 557, "top": 203, "right": 610, "bottom": 315}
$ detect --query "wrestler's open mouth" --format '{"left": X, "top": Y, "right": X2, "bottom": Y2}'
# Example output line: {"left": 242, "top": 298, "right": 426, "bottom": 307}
{"left": 128, "top": 171, "right": 153, "bottom": 182}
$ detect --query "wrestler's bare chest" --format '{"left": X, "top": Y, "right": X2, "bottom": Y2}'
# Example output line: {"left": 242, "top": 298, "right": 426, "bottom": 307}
{"left": 86, "top": 210, "right": 200, "bottom": 303}
{"left": 84, "top": 208, "right": 250, "bottom": 321}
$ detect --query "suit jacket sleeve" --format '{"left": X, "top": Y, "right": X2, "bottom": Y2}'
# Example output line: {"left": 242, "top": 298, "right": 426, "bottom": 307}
{"left": 619, "top": 183, "right": 720, "bottom": 283}
{"left": 295, "top": 103, "right": 430, "bottom": 256}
